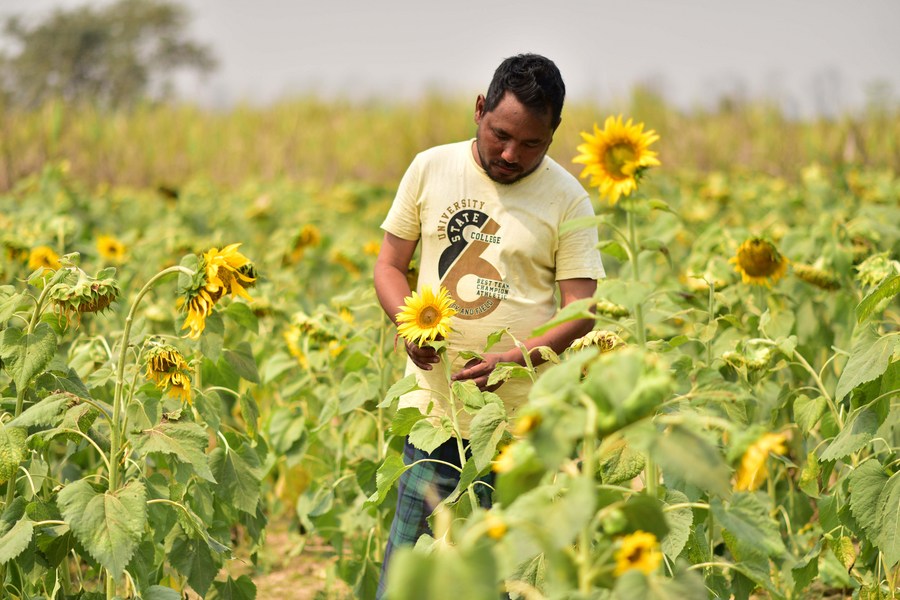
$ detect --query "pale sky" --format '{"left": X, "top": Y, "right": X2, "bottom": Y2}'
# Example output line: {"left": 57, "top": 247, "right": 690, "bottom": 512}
{"left": 2, "top": 0, "right": 899, "bottom": 116}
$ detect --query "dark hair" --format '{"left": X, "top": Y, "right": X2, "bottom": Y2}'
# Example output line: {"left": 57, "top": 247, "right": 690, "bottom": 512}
{"left": 483, "top": 54, "right": 565, "bottom": 128}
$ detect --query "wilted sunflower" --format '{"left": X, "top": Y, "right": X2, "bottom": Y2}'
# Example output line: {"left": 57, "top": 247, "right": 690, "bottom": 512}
{"left": 180, "top": 244, "right": 257, "bottom": 339}
{"left": 614, "top": 531, "right": 663, "bottom": 576}
{"left": 145, "top": 343, "right": 193, "bottom": 405}
{"left": 396, "top": 285, "right": 456, "bottom": 347}
{"left": 730, "top": 237, "right": 789, "bottom": 286}
{"left": 96, "top": 234, "right": 126, "bottom": 263}
{"left": 28, "top": 246, "right": 62, "bottom": 271}
{"left": 734, "top": 432, "right": 788, "bottom": 491}
{"left": 856, "top": 252, "right": 900, "bottom": 289}
{"left": 792, "top": 263, "right": 841, "bottom": 291}
{"left": 573, "top": 115, "right": 660, "bottom": 205}
{"left": 49, "top": 268, "right": 120, "bottom": 323}
{"left": 570, "top": 330, "right": 625, "bottom": 353}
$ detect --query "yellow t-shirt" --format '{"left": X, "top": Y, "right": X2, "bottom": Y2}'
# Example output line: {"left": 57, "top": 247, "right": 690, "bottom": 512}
{"left": 382, "top": 139, "right": 605, "bottom": 435}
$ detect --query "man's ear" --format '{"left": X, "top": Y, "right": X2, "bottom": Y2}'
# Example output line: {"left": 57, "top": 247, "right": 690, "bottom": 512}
{"left": 474, "top": 95, "right": 486, "bottom": 124}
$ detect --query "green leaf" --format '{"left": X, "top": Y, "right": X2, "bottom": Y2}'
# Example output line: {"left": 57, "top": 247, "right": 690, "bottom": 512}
{"left": 56, "top": 479, "right": 147, "bottom": 578}
{"left": 170, "top": 533, "right": 219, "bottom": 596}
{"left": 0, "top": 518, "right": 33, "bottom": 564}
{"left": 649, "top": 425, "right": 731, "bottom": 498}
{"left": 379, "top": 374, "right": 418, "bottom": 408}
{"left": 468, "top": 402, "right": 506, "bottom": 471}
{"left": 223, "top": 302, "right": 259, "bottom": 334}
{"left": 452, "top": 379, "right": 485, "bottom": 411}
{"left": 711, "top": 493, "right": 786, "bottom": 558}
{"left": 874, "top": 472, "right": 900, "bottom": 566}
{"left": 0, "top": 322, "right": 57, "bottom": 390}
{"left": 598, "top": 438, "right": 645, "bottom": 485}
{"left": 792, "top": 539, "right": 822, "bottom": 594}
{"left": 224, "top": 342, "right": 259, "bottom": 384}
{"left": 598, "top": 240, "right": 629, "bottom": 262}
{"left": 793, "top": 395, "right": 827, "bottom": 433}
{"left": 619, "top": 493, "right": 669, "bottom": 540}
{"left": 531, "top": 297, "right": 596, "bottom": 336}
{"left": 212, "top": 575, "right": 257, "bottom": 600}
{"left": 857, "top": 274, "right": 900, "bottom": 323}
{"left": 143, "top": 586, "right": 183, "bottom": 600}
{"left": 484, "top": 328, "right": 507, "bottom": 352}
{"left": 0, "top": 290, "right": 25, "bottom": 325}
{"left": 209, "top": 443, "right": 262, "bottom": 514}
{"left": 835, "top": 330, "right": 897, "bottom": 402}
{"left": 130, "top": 421, "right": 214, "bottom": 482}
{"left": 612, "top": 567, "right": 707, "bottom": 600}
{"left": 408, "top": 419, "right": 452, "bottom": 454}
{"left": 0, "top": 423, "right": 27, "bottom": 485}
{"left": 661, "top": 489, "right": 693, "bottom": 560}
{"left": 820, "top": 406, "right": 878, "bottom": 461}
{"left": 238, "top": 392, "right": 260, "bottom": 440}
{"left": 390, "top": 407, "right": 427, "bottom": 436}
{"left": 365, "top": 454, "right": 408, "bottom": 507}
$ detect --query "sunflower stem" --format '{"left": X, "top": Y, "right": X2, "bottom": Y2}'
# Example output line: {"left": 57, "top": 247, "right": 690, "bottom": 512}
{"left": 107, "top": 264, "right": 194, "bottom": 600}
{"left": 577, "top": 393, "right": 598, "bottom": 594}
{"left": 625, "top": 207, "right": 646, "bottom": 348}
{"left": 441, "top": 352, "right": 479, "bottom": 510}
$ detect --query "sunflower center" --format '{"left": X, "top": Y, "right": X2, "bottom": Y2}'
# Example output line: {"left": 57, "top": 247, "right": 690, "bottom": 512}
{"left": 417, "top": 306, "right": 440, "bottom": 328}
{"left": 603, "top": 143, "right": 637, "bottom": 179}
{"left": 738, "top": 241, "right": 781, "bottom": 276}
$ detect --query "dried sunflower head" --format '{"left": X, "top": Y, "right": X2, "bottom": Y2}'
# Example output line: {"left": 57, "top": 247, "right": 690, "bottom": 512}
{"left": 48, "top": 267, "right": 120, "bottom": 325}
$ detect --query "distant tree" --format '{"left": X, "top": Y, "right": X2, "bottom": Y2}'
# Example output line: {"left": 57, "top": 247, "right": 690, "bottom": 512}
{"left": 0, "top": 0, "right": 216, "bottom": 108}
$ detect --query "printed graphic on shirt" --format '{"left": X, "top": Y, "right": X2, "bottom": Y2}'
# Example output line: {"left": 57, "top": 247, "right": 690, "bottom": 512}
{"left": 437, "top": 203, "right": 507, "bottom": 320}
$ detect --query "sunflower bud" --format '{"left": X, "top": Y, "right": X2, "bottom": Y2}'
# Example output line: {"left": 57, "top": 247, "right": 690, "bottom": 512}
{"left": 595, "top": 299, "right": 630, "bottom": 318}
{"left": 855, "top": 252, "right": 899, "bottom": 289}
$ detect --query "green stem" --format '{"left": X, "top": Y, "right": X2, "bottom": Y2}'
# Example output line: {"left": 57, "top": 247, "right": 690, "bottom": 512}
{"left": 625, "top": 208, "right": 646, "bottom": 347}
{"left": 791, "top": 348, "right": 842, "bottom": 431}
{"left": 107, "top": 265, "right": 193, "bottom": 600}
{"left": 577, "top": 393, "right": 598, "bottom": 594}
{"left": 441, "top": 354, "right": 479, "bottom": 511}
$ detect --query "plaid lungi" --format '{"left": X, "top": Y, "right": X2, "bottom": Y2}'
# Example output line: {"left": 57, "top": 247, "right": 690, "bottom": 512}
{"left": 376, "top": 436, "right": 494, "bottom": 599}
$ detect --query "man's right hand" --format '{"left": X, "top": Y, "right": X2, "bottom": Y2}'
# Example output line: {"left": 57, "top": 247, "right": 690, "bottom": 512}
{"left": 404, "top": 339, "right": 441, "bottom": 371}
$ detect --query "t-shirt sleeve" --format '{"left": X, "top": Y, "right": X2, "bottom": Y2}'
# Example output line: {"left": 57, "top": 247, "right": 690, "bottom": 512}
{"left": 381, "top": 157, "right": 422, "bottom": 241}
{"left": 555, "top": 195, "right": 606, "bottom": 281}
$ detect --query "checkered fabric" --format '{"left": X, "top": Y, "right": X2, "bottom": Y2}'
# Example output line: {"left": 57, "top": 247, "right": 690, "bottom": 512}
{"left": 376, "top": 436, "right": 494, "bottom": 599}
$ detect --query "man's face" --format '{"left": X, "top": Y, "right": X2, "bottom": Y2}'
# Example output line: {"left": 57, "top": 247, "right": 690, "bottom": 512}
{"left": 472, "top": 91, "right": 556, "bottom": 184}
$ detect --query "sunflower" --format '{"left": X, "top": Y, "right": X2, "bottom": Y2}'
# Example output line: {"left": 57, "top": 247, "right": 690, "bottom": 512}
{"left": 734, "top": 432, "right": 788, "bottom": 491}
{"left": 614, "top": 531, "right": 663, "bottom": 576}
{"left": 792, "top": 263, "right": 840, "bottom": 290}
{"left": 202, "top": 243, "right": 256, "bottom": 300}
{"left": 96, "top": 234, "right": 126, "bottom": 263}
{"left": 570, "top": 330, "right": 625, "bottom": 353}
{"left": 145, "top": 343, "right": 193, "bottom": 405}
{"left": 395, "top": 285, "right": 456, "bottom": 347}
{"left": 730, "top": 237, "right": 789, "bottom": 286}
{"left": 181, "top": 286, "right": 220, "bottom": 339}
{"left": 573, "top": 115, "right": 660, "bottom": 205}
{"left": 363, "top": 240, "right": 381, "bottom": 256}
{"left": 484, "top": 513, "right": 508, "bottom": 540}
{"left": 28, "top": 246, "right": 62, "bottom": 271}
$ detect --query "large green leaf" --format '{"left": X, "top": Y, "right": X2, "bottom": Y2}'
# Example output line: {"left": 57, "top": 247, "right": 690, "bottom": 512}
{"left": 390, "top": 407, "right": 427, "bottom": 436}
{"left": 835, "top": 330, "right": 897, "bottom": 402}
{"left": 365, "top": 454, "right": 408, "bottom": 508}
{"left": 649, "top": 425, "right": 731, "bottom": 498}
{"left": 0, "top": 423, "right": 27, "bottom": 485}
{"left": 819, "top": 406, "right": 879, "bottom": 461}
{"left": 661, "top": 489, "right": 693, "bottom": 560}
{"left": 143, "top": 586, "right": 182, "bottom": 600}
{"left": 212, "top": 575, "right": 257, "bottom": 600}
{"left": 0, "top": 322, "right": 57, "bottom": 390}
{"left": 224, "top": 342, "right": 259, "bottom": 384}
{"left": 711, "top": 493, "right": 785, "bottom": 559}
{"left": 408, "top": 419, "right": 452, "bottom": 454}
{"left": 468, "top": 402, "right": 506, "bottom": 471}
{"left": 56, "top": 479, "right": 147, "bottom": 578}
{"left": 874, "top": 472, "right": 900, "bottom": 566}
{"left": 857, "top": 274, "right": 900, "bottom": 323}
{"left": 130, "top": 421, "right": 214, "bottom": 482}
{"left": 612, "top": 568, "right": 707, "bottom": 600}
{"left": 170, "top": 533, "right": 219, "bottom": 596}
{"left": 0, "top": 518, "right": 33, "bottom": 564}
{"left": 208, "top": 443, "right": 262, "bottom": 514}
{"left": 378, "top": 374, "right": 418, "bottom": 408}
{"left": 793, "top": 395, "right": 827, "bottom": 433}
{"left": 847, "top": 458, "right": 888, "bottom": 539}
{"left": 598, "top": 438, "right": 645, "bottom": 485}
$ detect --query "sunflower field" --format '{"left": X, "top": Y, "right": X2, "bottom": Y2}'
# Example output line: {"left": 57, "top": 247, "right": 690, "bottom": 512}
{"left": 0, "top": 94, "right": 899, "bottom": 600}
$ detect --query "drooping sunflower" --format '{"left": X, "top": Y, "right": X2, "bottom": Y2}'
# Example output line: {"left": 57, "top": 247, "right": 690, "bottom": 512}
{"left": 569, "top": 330, "right": 625, "bottom": 353}
{"left": 734, "top": 432, "right": 788, "bottom": 491}
{"left": 730, "top": 237, "right": 789, "bottom": 286}
{"left": 395, "top": 285, "right": 456, "bottom": 347}
{"left": 145, "top": 343, "right": 193, "bottom": 405}
{"left": 792, "top": 263, "right": 840, "bottom": 290}
{"left": 613, "top": 530, "right": 663, "bottom": 576}
{"left": 202, "top": 243, "right": 256, "bottom": 300}
{"left": 573, "top": 115, "right": 660, "bottom": 205}
{"left": 28, "top": 246, "right": 62, "bottom": 271}
{"left": 96, "top": 234, "right": 126, "bottom": 263}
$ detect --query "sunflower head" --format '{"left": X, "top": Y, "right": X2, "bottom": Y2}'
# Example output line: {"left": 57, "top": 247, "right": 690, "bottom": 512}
{"left": 395, "top": 285, "right": 456, "bottom": 347}
{"left": 48, "top": 267, "right": 120, "bottom": 324}
{"left": 28, "top": 246, "right": 62, "bottom": 271}
{"left": 730, "top": 237, "right": 789, "bottom": 286}
{"left": 145, "top": 341, "right": 193, "bottom": 405}
{"left": 614, "top": 530, "right": 663, "bottom": 576}
{"left": 573, "top": 115, "right": 660, "bottom": 205}
{"left": 179, "top": 244, "right": 257, "bottom": 339}
{"left": 855, "top": 252, "right": 899, "bottom": 289}
{"left": 96, "top": 235, "right": 126, "bottom": 263}
{"left": 792, "top": 263, "right": 841, "bottom": 291}
{"left": 570, "top": 330, "right": 625, "bottom": 353}
{"left": 734, "top": 432, "right": 788, "bottom": 491}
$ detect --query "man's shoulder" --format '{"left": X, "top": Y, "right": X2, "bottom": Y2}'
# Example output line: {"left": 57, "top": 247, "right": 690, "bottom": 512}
{"left": 536, "top": 154, "right": 589, "bottom": 198}
{"left": 414, "top": 140, "right": 471, "bottom": 164}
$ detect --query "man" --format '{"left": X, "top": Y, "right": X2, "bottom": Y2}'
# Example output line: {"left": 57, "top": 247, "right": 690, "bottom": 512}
{"left": 373, "top": 53, "right": 604, "bottom": 597}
